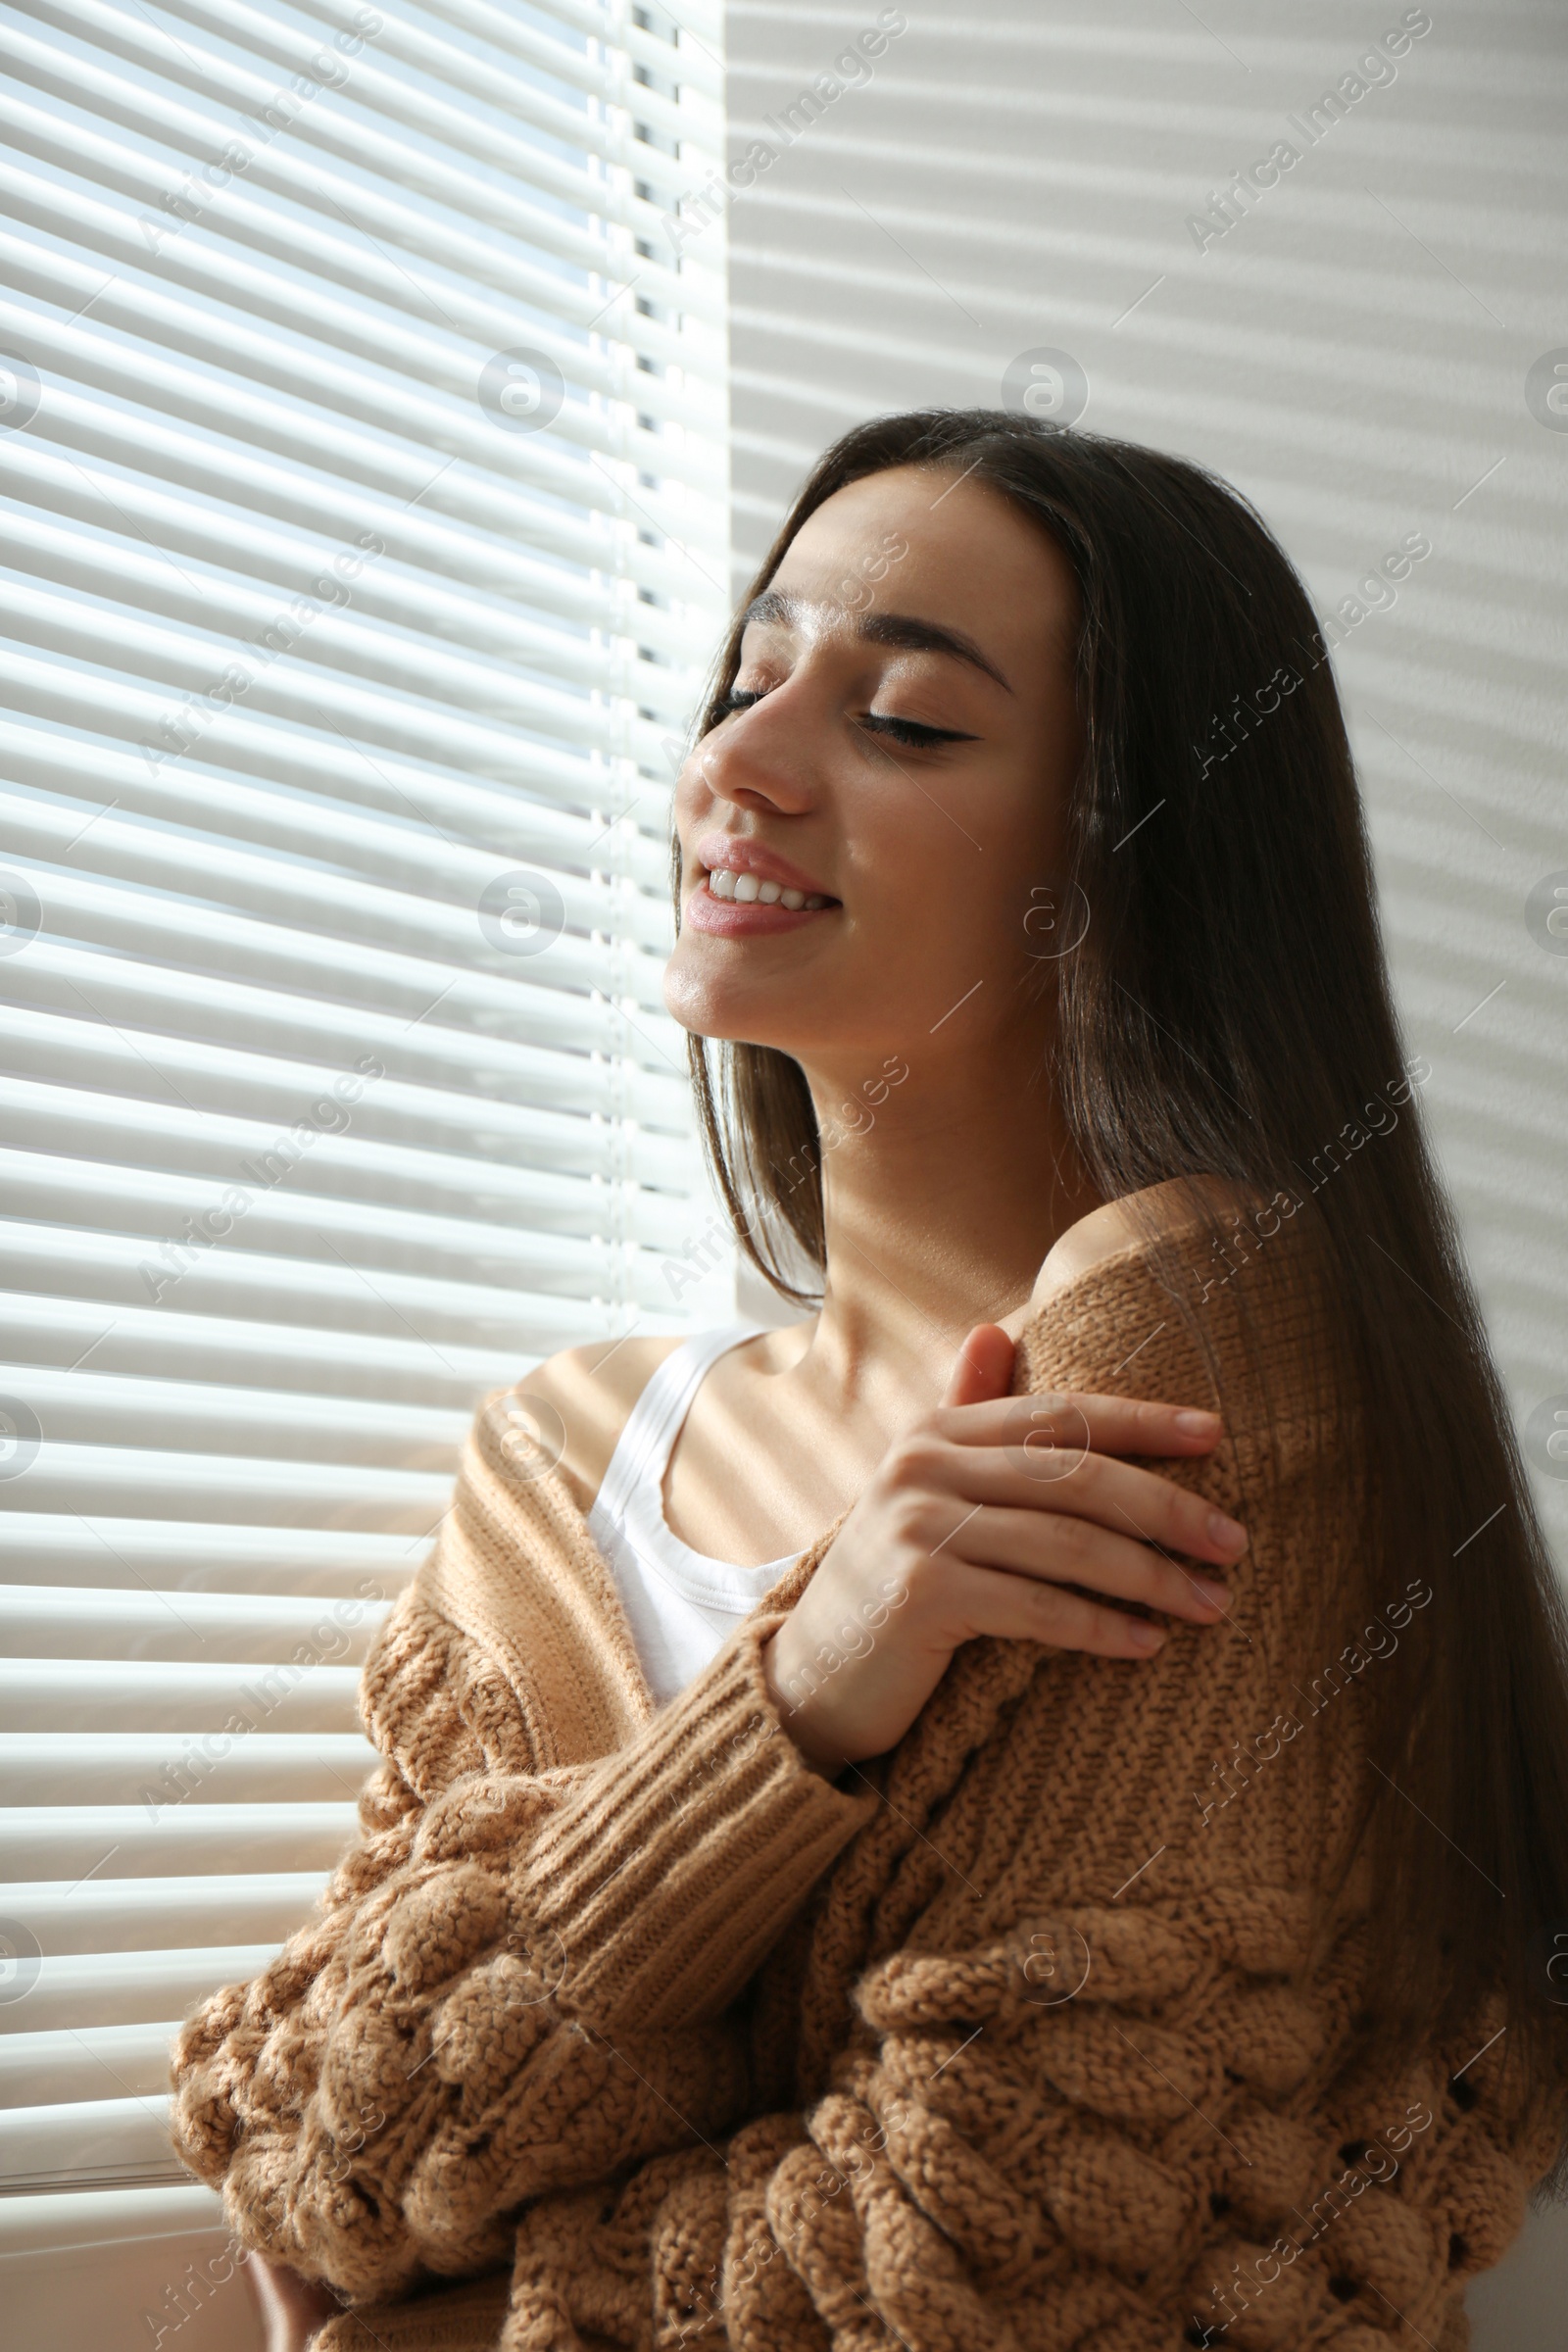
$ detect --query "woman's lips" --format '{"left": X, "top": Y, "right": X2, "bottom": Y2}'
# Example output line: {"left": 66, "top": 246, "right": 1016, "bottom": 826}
{"left": 693, "top": 833, "right": 836, "bottom": 902}
{"left": 683, "top": 873, "right": 839, "bottom": 937}
{"left": 685, "top": 836, "right": 840, "bottom": 937}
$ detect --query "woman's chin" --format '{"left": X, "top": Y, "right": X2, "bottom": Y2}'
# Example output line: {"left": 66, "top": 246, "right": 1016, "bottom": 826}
{"left": 662, "top": 976, "right": 823, "bottom": 1056}
{"left": 664, "top": 952, "right": 806, "bottom": 1042}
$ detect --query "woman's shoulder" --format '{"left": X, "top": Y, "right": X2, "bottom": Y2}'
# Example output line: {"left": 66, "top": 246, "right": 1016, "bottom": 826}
{"left": 405, "top": 1334, "right": 693, "bottom": 1766}
{"left": 512, "top": 1333, "right": 689, "bottom": 1518}
{"left": 1001, "top": 1174, "right": 1277, "bottom": 1338}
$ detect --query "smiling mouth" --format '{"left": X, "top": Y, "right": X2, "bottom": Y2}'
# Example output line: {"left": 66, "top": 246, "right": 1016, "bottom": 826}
{"left": 699, "top": 864, "right": 836, "bottom": 910}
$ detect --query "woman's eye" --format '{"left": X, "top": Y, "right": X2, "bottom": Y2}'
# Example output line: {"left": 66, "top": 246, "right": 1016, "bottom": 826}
{"left": 860, "top": 711, "right": 976, "bottom": 749}
{"left": 713, "top": 685, "right": 766, "bottom": 718}
{"left": 711, "top": 687, "right": 975, "bottom": 749}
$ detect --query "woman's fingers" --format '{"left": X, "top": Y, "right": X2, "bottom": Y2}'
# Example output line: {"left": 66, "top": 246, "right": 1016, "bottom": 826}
{"left": 940, "top": 1323, "right": 1018, "bottom": 1409}
{"left": 769, "top": 1344, "right": 1239, "bottom": 1775}
{"left": 939, "top": 1387, "right": 1224, "bottom": 1459}
{"left": 921, "top": 1437, "right": 1247, "bottom": 1569}
{"left": 931, "top": 1501, "right": 1232, "bottom": 1624}
{"left": 1033, "top": 1446, "right": 1247, "bottom": 1567}
{"left": 941, "top": 1555, "right": 1172, "bottom": 1657}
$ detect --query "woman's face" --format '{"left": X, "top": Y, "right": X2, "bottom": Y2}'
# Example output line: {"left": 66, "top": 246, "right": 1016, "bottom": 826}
{"left": 662, "top": 463, "right": 1085, "bottom": 1076}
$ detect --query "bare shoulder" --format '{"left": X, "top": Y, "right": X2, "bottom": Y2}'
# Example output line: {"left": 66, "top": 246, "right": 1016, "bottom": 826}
{"left": 510, "top": 1335, "right": 686, "bottom": 1517}
{"left": 1019, "top": 1174, "right": 1271, "bottom": 1323}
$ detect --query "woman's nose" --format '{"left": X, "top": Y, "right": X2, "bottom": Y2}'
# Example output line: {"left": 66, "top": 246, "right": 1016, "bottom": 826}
{"left": 685, "top": 688, "right": 821, "bottom": 816}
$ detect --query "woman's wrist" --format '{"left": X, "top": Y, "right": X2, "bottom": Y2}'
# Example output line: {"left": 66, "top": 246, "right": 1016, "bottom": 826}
{"left": 761, "top": 1625, "right": 854, "bottom": 1779}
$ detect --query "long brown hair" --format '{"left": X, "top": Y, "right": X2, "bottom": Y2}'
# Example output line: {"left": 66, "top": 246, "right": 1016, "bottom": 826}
{"left": 674, "top": 408, "right": 1568, "bottom": 2131}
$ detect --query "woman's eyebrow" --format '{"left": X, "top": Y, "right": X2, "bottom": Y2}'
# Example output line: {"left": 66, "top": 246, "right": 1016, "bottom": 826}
{"left": 738, "top": 589, "right": 1013, "bottom": 694}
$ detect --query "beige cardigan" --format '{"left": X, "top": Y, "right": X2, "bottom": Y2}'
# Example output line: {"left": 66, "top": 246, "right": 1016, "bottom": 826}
{"left": 170, "top": 1209, "right": 1557, "bottom": 2350}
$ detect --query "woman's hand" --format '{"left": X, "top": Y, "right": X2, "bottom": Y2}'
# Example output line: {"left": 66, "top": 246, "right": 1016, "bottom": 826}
{"left": 761, "top": 1324, "right": 1246, "bottom": 1775}
{"left": 246, "top": 2253, "right": 341, "bottom": 2352}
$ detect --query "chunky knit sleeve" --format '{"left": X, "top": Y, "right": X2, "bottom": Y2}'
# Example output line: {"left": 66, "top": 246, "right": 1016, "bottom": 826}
{"left": 471, "top": 1209, "right": 1560, "bottom": 2352}
{"left": 168, "top": 1395, "right": 876, "bottom": 2305}
{"left": 733, "top": 1904, "right": 1551, "bottom": 2352}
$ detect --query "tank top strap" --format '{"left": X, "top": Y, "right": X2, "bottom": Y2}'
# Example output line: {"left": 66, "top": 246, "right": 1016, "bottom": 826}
{"left": 589, "top": 1322, "right": 766, "bottom": 1534}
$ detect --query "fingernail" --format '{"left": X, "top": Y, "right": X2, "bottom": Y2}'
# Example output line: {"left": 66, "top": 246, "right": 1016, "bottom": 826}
{"left": 1130, "top": 1622, "right": 1165, "bottom": 1653}
{"left": 1207, "top": 1509, "right": 1248, "bottom": 1551}
{"left": 1194, "top": 1576, "right": 1231, "bottom": 1611}
{"left": 1175, "top": 1409, "right": 1220, "bottom": 1435}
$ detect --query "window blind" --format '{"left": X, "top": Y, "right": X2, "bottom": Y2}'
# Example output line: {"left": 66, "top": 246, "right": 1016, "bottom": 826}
{"left": 0, "top": 0, "right": 728, "bottom": 2249}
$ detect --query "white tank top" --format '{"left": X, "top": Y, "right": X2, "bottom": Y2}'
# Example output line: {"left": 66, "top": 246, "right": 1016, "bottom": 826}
{"left": 586, "top": 1323, "right": 802, "bottom": 1707}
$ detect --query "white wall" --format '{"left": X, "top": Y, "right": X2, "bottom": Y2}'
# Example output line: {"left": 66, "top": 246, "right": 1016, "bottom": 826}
{"left": 720, "top": 0, "right": 1568, "bottom": 2335}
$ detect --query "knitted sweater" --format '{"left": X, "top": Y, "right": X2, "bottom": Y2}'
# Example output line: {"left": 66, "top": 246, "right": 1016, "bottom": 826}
{"left": 169, "top": 1206, "right": 1559, "bottom": 2352}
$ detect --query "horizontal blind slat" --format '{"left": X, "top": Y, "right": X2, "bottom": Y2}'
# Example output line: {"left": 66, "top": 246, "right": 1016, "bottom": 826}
{"left": 5, "top": 1871, "right": 329, "bottom": 1953}
{"left": 0, "top": 1228, "right": 691, "bottom": 1345}
{"left": 4, "top": 372, "right": 724, "bottom": 612}
{"left": 0, "top": 1296, "right": 547, "bottom": 1411}
{"left": 0, "top": 309, "right": 718, "bottom": 582}
{"left": 0, "top": 1944, "right": 289, "bottom": 2032}
{"left": 0, "top": 1512, "right": 422, "bottom": 1583}
{"left": 0, "top": 1049, "right": 693, "bottom": 1175}
{"left": 426, "top": 0, "right": 723, "bottom": 104}
{"left": 0, "top": 2093, "right": 182, "bottom": 2191}
{"left": 0, "top": 1145, "right": 699, "bottom": 1260}
{"left": 0, "top": 539, "right": 696, "bottom": 745}
{"left": 0, "top": 1585, "right": 394, "bottom": 1657}
{"left": 0, "top": 1731, "right": 381, "bottom": 1804}
{"left": 1, "top": 1660, "right": 362, "bottom": 1731}
{"left": 0, "top": 1805, "right": 362, "bottom": 1881}
{"left": 0, "top": 654, "right": 682, "bottom": 847}
{"left": 291, "top": 0, "right": 724, "bottom": 144}
{"left": 0, "top": 786, "right": 682, "bottom": 969}
{"left": 0, "top": 2021, "right": 185, "bottom": 2109}
{"left": 0, "top": 1119, "right": 696, "bottom": 1250}
{"left": 0, "top": 1363, "right": 471, "bottom": 1463}
{"left": 0, "top": 2179, "right": 224, "bottom": 2250}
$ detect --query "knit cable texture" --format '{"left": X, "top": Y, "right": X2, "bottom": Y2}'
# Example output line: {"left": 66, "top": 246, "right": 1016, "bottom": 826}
{"left": 170, "top": 1208, "right": 1559, "bottom": 2351}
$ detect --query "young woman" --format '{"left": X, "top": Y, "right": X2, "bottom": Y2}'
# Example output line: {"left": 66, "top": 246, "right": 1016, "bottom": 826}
{"left": 174, "top": 411, "right": 1568, "bottom": 2352}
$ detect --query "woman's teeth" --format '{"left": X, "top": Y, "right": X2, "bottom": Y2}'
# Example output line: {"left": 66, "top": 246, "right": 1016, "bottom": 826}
{"left": 704, "top": 867, "right": 827, "bottom": 910}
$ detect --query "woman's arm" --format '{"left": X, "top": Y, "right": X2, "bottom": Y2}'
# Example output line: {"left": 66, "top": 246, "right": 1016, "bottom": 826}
{"left": 171, "top": 1247, "right": 1247, "bottom": 2317}
{"left": 763, "top": 1182, "right": 1268, "bottom": 1775}
{"left": 763, "top": 1318, "right": 1244, "bottom": 1773}
{"left": 171, "top": 1543, "right": 879, "bottom": 2304}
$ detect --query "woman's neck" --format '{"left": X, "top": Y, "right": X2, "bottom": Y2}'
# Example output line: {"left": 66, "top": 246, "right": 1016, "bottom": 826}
{"left": 781, "top": 1039, "right": 1102, "bottom": 1416}
{"left": 662, "top": 1037, "right": 1105, "bottom": 1565}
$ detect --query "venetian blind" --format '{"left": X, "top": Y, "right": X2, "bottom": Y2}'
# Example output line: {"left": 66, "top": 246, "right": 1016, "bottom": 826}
{"left": 0, "top": 0, "right": 728, "bottom": 2252}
